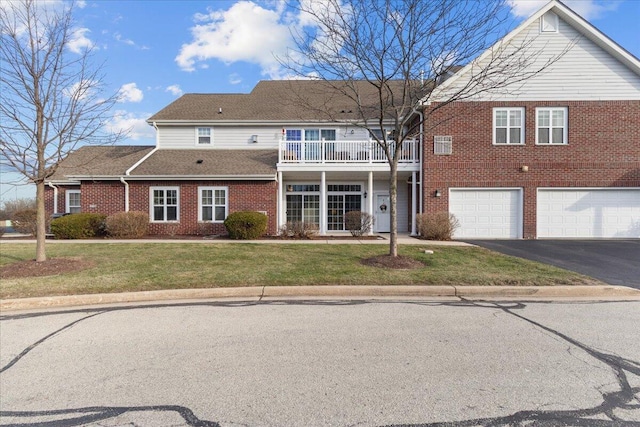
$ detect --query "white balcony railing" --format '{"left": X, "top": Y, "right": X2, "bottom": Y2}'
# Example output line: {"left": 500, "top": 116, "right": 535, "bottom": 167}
{"left": 279, "top": 138, "right": 419, "bottom": 164}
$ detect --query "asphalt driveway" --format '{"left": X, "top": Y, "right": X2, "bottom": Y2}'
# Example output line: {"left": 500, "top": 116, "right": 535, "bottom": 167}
{"left": 466, "top": 240, "right": 640, "bottom": 289}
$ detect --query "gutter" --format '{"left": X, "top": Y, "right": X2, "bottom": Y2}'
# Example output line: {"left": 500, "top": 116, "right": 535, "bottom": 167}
{"left": 120, "top": 122, "right": 160, "bottom": 212}
{"left": 47, "top": 182, "right": 59, "bottom": 214}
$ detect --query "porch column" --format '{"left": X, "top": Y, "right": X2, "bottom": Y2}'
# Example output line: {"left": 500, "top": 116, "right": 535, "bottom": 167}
{"left": 320, "top": 171, "right": 327, "bottom": 235}
{"left": 368, "top": 171, "right": 374, "bottom": 235}
{"left": 411, "top": 171, "right": 417, "bottom": 236}
{"left": 277, "top": 171, "right": 283, "bottom": 232}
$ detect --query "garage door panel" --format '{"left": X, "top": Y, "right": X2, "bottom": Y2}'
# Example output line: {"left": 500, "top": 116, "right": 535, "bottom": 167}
{"left": 450, "top": 189, "right": 522, "bottom": 239}
{"left": 537, "top": 189, "right": 640, "bottom": 238}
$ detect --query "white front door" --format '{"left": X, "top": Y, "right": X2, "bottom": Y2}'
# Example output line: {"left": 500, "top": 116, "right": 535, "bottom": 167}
{"left": 374, "top": 193, "right": 390, "bottom": 232}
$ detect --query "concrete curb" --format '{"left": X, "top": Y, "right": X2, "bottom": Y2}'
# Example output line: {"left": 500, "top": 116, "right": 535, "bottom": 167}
{"left": 1, "top": 285, "right": 638, "bottom": 311}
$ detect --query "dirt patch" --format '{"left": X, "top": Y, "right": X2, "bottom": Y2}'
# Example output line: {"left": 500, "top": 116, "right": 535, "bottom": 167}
{"left": 0, "top": 257, "right": 95, "bottom": 279}
{"left": 361, "top": 254, "right": 425, "bottom": 270}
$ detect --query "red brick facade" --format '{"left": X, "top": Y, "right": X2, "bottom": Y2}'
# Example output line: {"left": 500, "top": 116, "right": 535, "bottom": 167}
{"left": 45, "top": 180, "right": 278, "bottom": 236}
{"left": 422, "top": 100, "right": 640, "bottom": 238}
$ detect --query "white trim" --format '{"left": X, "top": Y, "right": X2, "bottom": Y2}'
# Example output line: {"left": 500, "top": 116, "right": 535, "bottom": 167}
{"left": 535, "top": 107, "right": 568, "bottom": 145}
{"left": 493, "top": 107, "right": 525, "bottom": 145}
{"left": 126, "top": 147, "right": 158, "bottom": 176}
{"left": 537, "top": 186, "right": 640, "bottom": 191}
{"left": 65, "top": 190, "right": 81, "bottom": 214}
{"left": 540, "top": 11, "right": 559, "bottom": 33}
{"left": 196, "top": 127, "right": 213, "bottom": 145}
{"left": 67, "top": 174, "right": 277, "bottom": 181}
{"left": 198, "top": 186, "right": 228, "bottom": 223}
{"left": 149, "top": 186, "right": 180, "bottom": 223}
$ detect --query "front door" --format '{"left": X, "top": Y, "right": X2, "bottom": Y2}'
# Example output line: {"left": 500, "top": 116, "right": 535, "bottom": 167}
{"left": 374, "top": 193, "right": 390, "bottom": 232}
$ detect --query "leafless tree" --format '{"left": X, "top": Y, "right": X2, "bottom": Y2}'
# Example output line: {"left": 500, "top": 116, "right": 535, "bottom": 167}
{"left": 282, "top": 0, "right": 562, "bottom": 257}
{"left": 0, "top": 0, "right": 125, "bottom": 261}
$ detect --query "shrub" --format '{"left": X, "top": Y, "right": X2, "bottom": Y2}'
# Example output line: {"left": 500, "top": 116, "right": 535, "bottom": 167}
{"left": 1, "top": 198, "right": 36, "bottom": 221}
{"left": 50, "top": 213, "right": 107, "bottom": 239}
{"left": 11, "top": 209, "right": 38, "bottom": 236}
{"left": 344, "top": 211, "right": 374, "bottom": 237}
{"left": 0, "top": 226, "right": 5, "bottom": 237}
{"left": 416, "top": 212, "right": 460, "bottom": 241}
{"left": 278, "top": 221, "right": 319, "bottom": 239}
{"left": 223, "top": 211, "right": 268, "bottom": 239}
{"left": 105, "top": 211, "right": 149, "bottom": 238}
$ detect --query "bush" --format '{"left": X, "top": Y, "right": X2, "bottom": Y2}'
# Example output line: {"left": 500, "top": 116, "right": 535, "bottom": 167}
{"left": 0, "top": 198, "right": 36, "bottom": 221}
{"left": 105, "top": 211, "right": 149, "bottom": 238}
{"left": 344, "top": 211, "right": 374, "bottom": 237}
{"left": 223, "top": 211, "right": 268, "bottom": 240}
{"left": 11, "top": 209, "right": 38, "bottom": 236}
{"left": 416, "top": 212, "right": 460, "bottom": 241}
{"left": 50, "top": 213, "right": 107, "bottom": 239}
{"left": 0, "top": 226, "right": 5, "bottom": 237}
{"left": 278, "top": 221, "right": 319, "bottom": 239}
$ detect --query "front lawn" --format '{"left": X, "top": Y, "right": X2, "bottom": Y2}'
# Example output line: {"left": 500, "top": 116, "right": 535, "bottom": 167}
{"left": 0, "top": 242, "right": 601, "bottom": 299}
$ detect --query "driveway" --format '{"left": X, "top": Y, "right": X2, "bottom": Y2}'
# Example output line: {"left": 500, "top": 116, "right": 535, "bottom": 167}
{"left": 466, "top": 240, "right": 640, "bottom": 289}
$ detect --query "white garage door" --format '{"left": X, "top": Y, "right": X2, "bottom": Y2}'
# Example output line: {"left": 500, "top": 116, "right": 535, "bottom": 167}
{"left": 537, "top": 188, "right": 640, "bottom": 238}
{"left": 449, "top": 189, "right": 522, "bottom": 239}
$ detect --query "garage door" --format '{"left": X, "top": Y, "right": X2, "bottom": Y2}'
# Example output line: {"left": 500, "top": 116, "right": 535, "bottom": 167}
{"left": 449, "top": 189, "right": 522, "bottom": 239}
{"left": 537, "top": 188, "right": 640, "bottom": 238}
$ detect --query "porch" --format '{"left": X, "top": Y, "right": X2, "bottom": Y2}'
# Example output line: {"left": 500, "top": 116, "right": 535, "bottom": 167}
{"left": 279, "top": 139, "right": 420, "bottom": 164}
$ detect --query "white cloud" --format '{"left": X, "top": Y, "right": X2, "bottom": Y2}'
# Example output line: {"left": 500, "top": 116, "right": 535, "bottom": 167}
{"left": 114, "top": 32, "right": 135, "bottom": 46}
{"left": 508, "top": 0, "right": 618, "bottom": 20}
{"left": 165, "top": 84, "right": 183, "bottom": 96}
{"left": 107, "top": 111, "right": 154, "bottom": 140}
{"left": 175, "top": 1, "right": 293, "bottom": 78}
{"left": 228, "top": 73, "right": 242, "bottom": 85}
{"left": 67, "top": 27, "right": 94, "bottom": 54}
{"left": 63, "top": 79, "right": 94, "bottom": 100}
{"left": 117, "top": 83, "right": 143, "bottom": 103}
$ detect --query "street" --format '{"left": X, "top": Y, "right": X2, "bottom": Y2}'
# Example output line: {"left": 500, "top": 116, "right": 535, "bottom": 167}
{"left": 1, "top": 298, "right": 639, "bottom": 426}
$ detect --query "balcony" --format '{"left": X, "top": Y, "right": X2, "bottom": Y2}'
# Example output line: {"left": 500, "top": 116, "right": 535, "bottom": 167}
{"left": 279, "top": 139, "right": 419, "bottom": 164}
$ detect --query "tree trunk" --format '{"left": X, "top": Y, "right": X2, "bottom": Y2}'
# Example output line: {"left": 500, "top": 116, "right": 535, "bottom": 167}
{"left": 389, "top": 161, "right": 398, "bottom": 257}
{"left": 35, "top": 181, "right": 47, "bottom": 262}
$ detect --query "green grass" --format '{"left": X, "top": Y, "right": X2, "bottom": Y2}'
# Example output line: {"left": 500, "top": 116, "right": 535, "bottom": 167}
{"left": 0, "top": 242, "right": 601, "bottom": 299}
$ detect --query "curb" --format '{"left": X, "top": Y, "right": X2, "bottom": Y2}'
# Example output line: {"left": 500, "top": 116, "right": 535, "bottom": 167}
{"left": 1, "top": 285, "right": 638, "bottom": 312}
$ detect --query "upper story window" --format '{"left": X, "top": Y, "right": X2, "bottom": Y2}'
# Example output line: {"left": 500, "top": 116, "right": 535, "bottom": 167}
{"left": 196, "top": 127, "right": 212, "bottom": 145}
{"left": 151, "top": 187, "right": 179, "bottom": 222}
{"left": 66, "top": 190, "right": 81, "bottom": 213}
{"left": 493, "top": 108, "right": 524, "bottom": 145}
{"left": 284, "top": 129, "right": 336, "bottom": 141}
{"left": 199, "top": 187, "right": 228, "bottom": 222}
{"left": 536, "top": 107, "right": 567, "bottom": 145}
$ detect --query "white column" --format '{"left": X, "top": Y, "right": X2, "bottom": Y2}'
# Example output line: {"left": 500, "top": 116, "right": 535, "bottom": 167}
{"left": 277, "top": 171, "right": 283, "bottom": 232}
{"left": 320, "top": 171, "right": 326, "bottom": 235}
{"left": 368, "top": 171, "right": 374, "bottom": 235}
{"left": 411, "top": 171, "right": 417, "bottom": 236}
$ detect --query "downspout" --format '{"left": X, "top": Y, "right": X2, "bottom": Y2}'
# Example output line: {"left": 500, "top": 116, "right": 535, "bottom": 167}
{"left": 418, "top": 109, "right": 424, "bottom": 217}
{"left": 121, "top": 121, "right": 160, "bottom": 213}
{"left": 48, "top": 182, "right": 59, "bottom": 214}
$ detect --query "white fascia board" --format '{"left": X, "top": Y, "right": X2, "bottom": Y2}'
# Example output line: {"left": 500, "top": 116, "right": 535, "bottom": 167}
{"left": 125, "top": 175, "right": 277, "bottom": 181}
{"left": 45, "top": 179, "right": 81, "bottom": 185}
{"left": 148, "top": 120, "right": 367, "bottom": 126}
{"left": 277, "top": 164, "right": 420, "bottom": 173}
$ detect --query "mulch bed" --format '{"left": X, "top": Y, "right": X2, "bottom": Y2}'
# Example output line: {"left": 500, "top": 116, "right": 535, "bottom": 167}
{"left": 360, "top": 255, "right": 425, "bottom": 270}
{"left": 0, "top": 257, "right": 95, "bottom": 279}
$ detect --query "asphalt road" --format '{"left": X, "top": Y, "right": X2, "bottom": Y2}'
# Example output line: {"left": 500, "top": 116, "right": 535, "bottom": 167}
{"left": 1, "top": 298, "right": 639, "bottom": 426}
{"left": 467, "top": 240, "right": 640, "bottom": 289}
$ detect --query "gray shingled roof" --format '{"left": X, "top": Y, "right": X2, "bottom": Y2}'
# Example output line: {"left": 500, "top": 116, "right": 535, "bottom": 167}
{"left": 129, "top": 149, "right": 277, "bottom": 177}
{"left": 47, "top": 145, "right": 154, "bottom": 180}
{"left": 148, "top": 80, "right": 418, "bottom": 122}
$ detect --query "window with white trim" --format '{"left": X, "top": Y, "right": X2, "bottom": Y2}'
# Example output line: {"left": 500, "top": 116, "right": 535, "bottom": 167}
{"left": 536, "top": 107, "right": 567, "bottom": 145}
{"left": 196, "top": 127, "right": 212, "bottom": 145}
{"left": 66, "top": 190, "right": 81, "bottom": 213}
{"left": 493, "top": 108, "right": 524, "bottom": 145}
{"left": 199, "top": 187, "right": 228, "bottom": 222}
{"left": 151, "top": 187, "right": 179, "bottom": 222}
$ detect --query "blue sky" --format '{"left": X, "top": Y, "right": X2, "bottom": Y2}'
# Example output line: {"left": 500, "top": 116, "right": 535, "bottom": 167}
{"left": 1, "top": 0, "right": 639, "bottom": 202}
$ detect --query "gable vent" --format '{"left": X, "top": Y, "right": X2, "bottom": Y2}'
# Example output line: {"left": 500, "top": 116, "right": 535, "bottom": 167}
{"left": 434, "top": 136, "right": 452, "bottom": 155}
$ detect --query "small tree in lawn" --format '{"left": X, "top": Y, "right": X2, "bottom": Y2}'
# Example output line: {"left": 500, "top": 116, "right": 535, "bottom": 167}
{"left": 0, "top": 0, "right": 125, "bottom": 262}
{"left": 282, "top": 0, "right": 560, "bottom": 257}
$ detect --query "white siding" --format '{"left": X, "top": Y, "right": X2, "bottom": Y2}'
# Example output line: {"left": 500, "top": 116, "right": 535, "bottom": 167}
{"left": 438, "top": 14, "right": 640, "bottom": 101}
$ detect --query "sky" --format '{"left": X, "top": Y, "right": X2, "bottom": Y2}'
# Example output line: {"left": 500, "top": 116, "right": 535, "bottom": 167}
{"left": 1, "top": 0, "right": 639, "bottom": 202}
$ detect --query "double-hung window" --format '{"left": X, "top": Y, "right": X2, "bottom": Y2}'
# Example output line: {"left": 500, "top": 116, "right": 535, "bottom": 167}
{"left": 151, "top": 187, "right": 179, "bottom": 222}
{"left": 196, "top": 127, "right": 212, "bottom": 145}
{"left": 199, "top": 187, "right": 228, "bottom": 222}
{"left": 536, "top": 107, "right": 567, "bottom": 144}
{"left": 493, "top": 108, "right": 524, "bottom": 145}
{"left": 66, "top": 190, "right": 81, "bottom": 213}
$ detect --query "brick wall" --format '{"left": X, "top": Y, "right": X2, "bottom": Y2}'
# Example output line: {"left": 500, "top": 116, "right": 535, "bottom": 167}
{"left": 45, "top": 185, "right": 81, "bottom": 215}
{"left": 422, "top": 100, "right": 640, "bottom": 238}
{"left": 45, "top": 179, "right": 278, "bottom": 236}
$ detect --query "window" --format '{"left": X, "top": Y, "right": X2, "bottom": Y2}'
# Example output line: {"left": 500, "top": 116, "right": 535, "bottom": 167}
{"left": 540, "top": 12, "right": 559, "bottom": 33}
{"left": 493, "top": 108, "right": 524, "bottom": 144}
{"left": 199, "top": 187, "right": 228, "bottom": 222}
{"left": 286, "top": 184, "right": 320, "bottom": 226}
{"left": 150, "top": 187, "right": 179, "bottom": 222}
{"left": 196, "top": 127, "right": 212, "bottom": 145}
{"left": 66, "top": 190, "right": 81, "bottom": 213}
{"left": 536, "top": 107, "right": 567, "bottom": 144}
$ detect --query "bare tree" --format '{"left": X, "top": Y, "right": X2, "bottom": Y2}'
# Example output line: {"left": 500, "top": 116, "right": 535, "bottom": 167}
{"left": 283, "top": 0, "right": 561, "bottom": 257}
{"left": 0, "top": 0, "right": 125, "bottom": 261}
